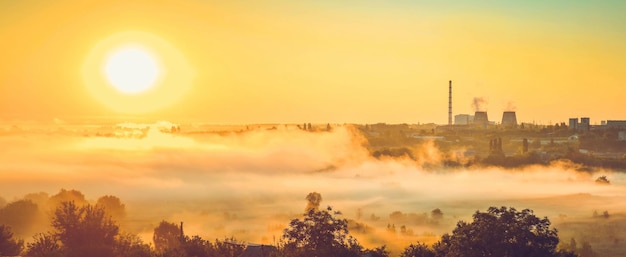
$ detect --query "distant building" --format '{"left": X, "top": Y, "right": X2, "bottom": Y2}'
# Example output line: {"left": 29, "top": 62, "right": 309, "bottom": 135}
{"left": 569, "top": 118, "right": 578, "bottom": 130}
{"left": 580, "top": 117, "right": 590, "bottom": 132}
{"left": 606, "top": 120, "right": 626, "bottom": 129}
{"left": 454, "top": 114, "right": 473, "bottom": 125}
{"left": 501, "top": 112, "right": 518, "bottom": 128}
{"left": 474, "top": 112, "right": 489, "bottom": 128}
{"left": 569, "top": 117, "right": 590, "bottom": 132}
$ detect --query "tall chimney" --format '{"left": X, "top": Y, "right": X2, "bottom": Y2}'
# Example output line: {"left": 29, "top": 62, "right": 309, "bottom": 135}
{"left": 448, "top": 80, "right": 452, "bottom": 125}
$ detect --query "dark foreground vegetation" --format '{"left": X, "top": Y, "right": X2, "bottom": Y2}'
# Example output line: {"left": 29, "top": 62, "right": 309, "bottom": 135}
{"left": 0, "top": 191, "right": 584, "bottom": 257}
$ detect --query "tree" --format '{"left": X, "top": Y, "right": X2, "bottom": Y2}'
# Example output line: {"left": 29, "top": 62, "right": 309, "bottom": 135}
{"left": 0, "top": 225, "right": 23, "bottom": 256}
{"left": 400, "top": 242, "right": 434, "bottom": 257}
{"left": 364, "top": 245, "right": 390, "bottom": 257}
{"left": 0, "top": 199, "right": 39, "bottom": 237}
{"left": 208, "top": 238, "right": 245, "bottom": 257}
{"left": 305, "top": 192, "right": 322, "bottom": 212}
{"left": 153, "top": 220, "right": 183, "bottom": 254}
{"left": 114, "top": 233, "right": 153, "bottom": 257}
{"left": 48, "top": 189, "right": 88, "bottom": 209}
{"left": 435, "top": 206, "right": 561, "bottom": 257}
{"left": 96, "top": 195, "right": 127, "bottom": 221}
{"left": 431, "top": 208, "right": 443, "bottom": 220}
{"left": 25, "top": 233, "right": 63, "bottom": 257}
{"left": 282, "top": 194, "right": 361, "bottom": 257}
{"left": 52, "top": 201, "right": 119, "bottom": 257}
{"left": 182, "top": 235, "right": 209, "bottom": 257}
{"left": 578, "top": 241, "right": 596, "bottom": 257}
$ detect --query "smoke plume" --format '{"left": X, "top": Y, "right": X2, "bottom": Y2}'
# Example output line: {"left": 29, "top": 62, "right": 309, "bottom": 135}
{"left": 471, "top": 97, "right": 488, "bottom": 112}
{"left": 504, "top": 101, "right": 517, "bottom": 112}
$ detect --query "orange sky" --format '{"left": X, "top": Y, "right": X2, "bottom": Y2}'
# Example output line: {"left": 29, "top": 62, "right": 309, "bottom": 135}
{"left": 1, "top": 1, "right": 625, "bottom": 124}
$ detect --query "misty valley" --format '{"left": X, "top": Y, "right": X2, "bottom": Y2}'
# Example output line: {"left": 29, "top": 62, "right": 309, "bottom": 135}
{"left": 1, "top": 122, "right": 625, "bottom": 257}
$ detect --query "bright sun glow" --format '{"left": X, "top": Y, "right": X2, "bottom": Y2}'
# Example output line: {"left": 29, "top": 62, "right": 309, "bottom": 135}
{"left": 83, "top": 31, "right": 194, "bottom": 114}
{"left": 104, "top": 47, "right": 159, "bottom": 94}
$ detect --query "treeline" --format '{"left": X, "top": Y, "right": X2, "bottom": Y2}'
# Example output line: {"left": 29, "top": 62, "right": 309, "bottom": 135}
{"left": 0, "top": 191, "right": 584, "bottom": 257}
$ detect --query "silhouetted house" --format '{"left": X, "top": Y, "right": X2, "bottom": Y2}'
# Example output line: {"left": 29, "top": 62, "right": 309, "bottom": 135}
{"left": 237, "top": 245, "right": 276, "bottom": 257}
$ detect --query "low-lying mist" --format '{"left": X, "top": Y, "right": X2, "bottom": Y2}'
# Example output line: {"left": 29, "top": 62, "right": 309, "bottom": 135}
{"left": 1, "top": 121, "right": 624, "bottom": 253}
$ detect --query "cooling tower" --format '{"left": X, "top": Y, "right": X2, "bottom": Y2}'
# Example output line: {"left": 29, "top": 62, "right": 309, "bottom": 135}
{"left": 474, "top": 111, "right": 489, "bottom": 128}
{"left": 501, "top": 111, "right": 518, "bottom": 128}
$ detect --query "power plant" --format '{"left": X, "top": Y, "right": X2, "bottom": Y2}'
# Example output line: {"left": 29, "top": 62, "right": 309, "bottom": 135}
{"left": 448, "top": 80, "right": 520, "bottom": 128}
{"left": 474, "top": 111, "right": 489, "bottom": 128}
{"left": 448, "top": 80, "right": 452, "bottom": 125}
{"left": 501, "top": 111, "right": 518, "bottom": 128}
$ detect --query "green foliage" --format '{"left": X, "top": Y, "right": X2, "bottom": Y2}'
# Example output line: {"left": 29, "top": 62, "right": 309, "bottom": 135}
{"left": 114, "top": 233, "right": 154, "bottom": 257}
{"left": 0, "top": 199, "right": 39, "bottom": 237}
{"left": 363, "top": 245, "right": 390, "bottom": 257}
{"left": 435, "top": 206, "right": 561, "bottom": 257}
{"left": 96, "top": 195, "right": 127, "bottom": 221}
{"left": 153, "top": 220, "right": 182, "bottom": 254}
{"left": 282, "top": 205, "right": 362, "bottom": 257}
{"left": 207, "top": 238, "right": 245, "bottom": 257}
{"left": 400, "top": 242, "right": 434, "bottom": 257}
{"left": 52, "top": 201, "right": 119, "bottom": 257}
{"left": 25, "top": 233, "right": 63, "bottom": 257}
{"left": 0, "top": 225, "right": 23, "bottom": 256}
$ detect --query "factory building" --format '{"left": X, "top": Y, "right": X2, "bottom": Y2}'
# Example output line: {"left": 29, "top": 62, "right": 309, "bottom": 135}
{"left": 501, "top": 112, "right": 518, "bottom": 128}
{"left": 454, "top": 114, "right": 473, "bottom": 125}
{"left": 474, "top": 111, "right": 489, "bottom": 128}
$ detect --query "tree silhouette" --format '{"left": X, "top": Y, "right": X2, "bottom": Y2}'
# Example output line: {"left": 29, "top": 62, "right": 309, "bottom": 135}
{"left": 431, "top": 208, "right": 444, "bottom": 221}
{"left": 114, "top": 233, "right": 153, "bottom": 257}
{"left": 363, "top": 245, "right": 390, "bottom": 257}
{"left": 0, "top": 199, "right": 39, "bottom": 237}
{"left": 48, "top": 189, "right": 88, "bottom": 209}
{"left": 282, "top": 193, "right": 361, "bottom": 257}
{"left": 96, "top": 195, "right": 126, "bottom": 221}
{"left": 434, "top": 206, "right": 562, "bottom": 257}
{"left": 153, "top": 220, "right": 183, "bottom": 254}
{"left": 25, "top": 233, "right": 63, "bottom": 257}
{"left": 0, "top": 225, "right": 23, "bottom": 256}
{"left": 305, "top": 192, "right": 322, "bottom": 212}
{"left": 400, "top": 242, "right": 434, "bottom": 257}
{"left": 52, "top": 201, "right": 119, "bottom": 257}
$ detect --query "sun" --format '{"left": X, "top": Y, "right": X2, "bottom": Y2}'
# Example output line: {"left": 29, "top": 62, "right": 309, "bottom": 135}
{"left": 104, "top": 47, "right": 159, "bottom": 94}
{"left": 83, "top": 31, "right": 194, "bottom": 114}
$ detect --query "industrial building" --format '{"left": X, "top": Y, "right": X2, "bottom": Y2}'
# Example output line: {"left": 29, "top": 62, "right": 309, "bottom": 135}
{"left": 501, "top": 112, "right": 518, "bottom": 128}
{"left": 474, "top": 111, "right": 489, "bottom": 128}
{"left": 454, "top": 114, "right": 473, "bottom": 125}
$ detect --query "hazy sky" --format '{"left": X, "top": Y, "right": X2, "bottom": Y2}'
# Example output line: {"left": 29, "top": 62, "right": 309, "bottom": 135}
{"left": 1, "top": 0, "right": 625, "bottom": 124}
